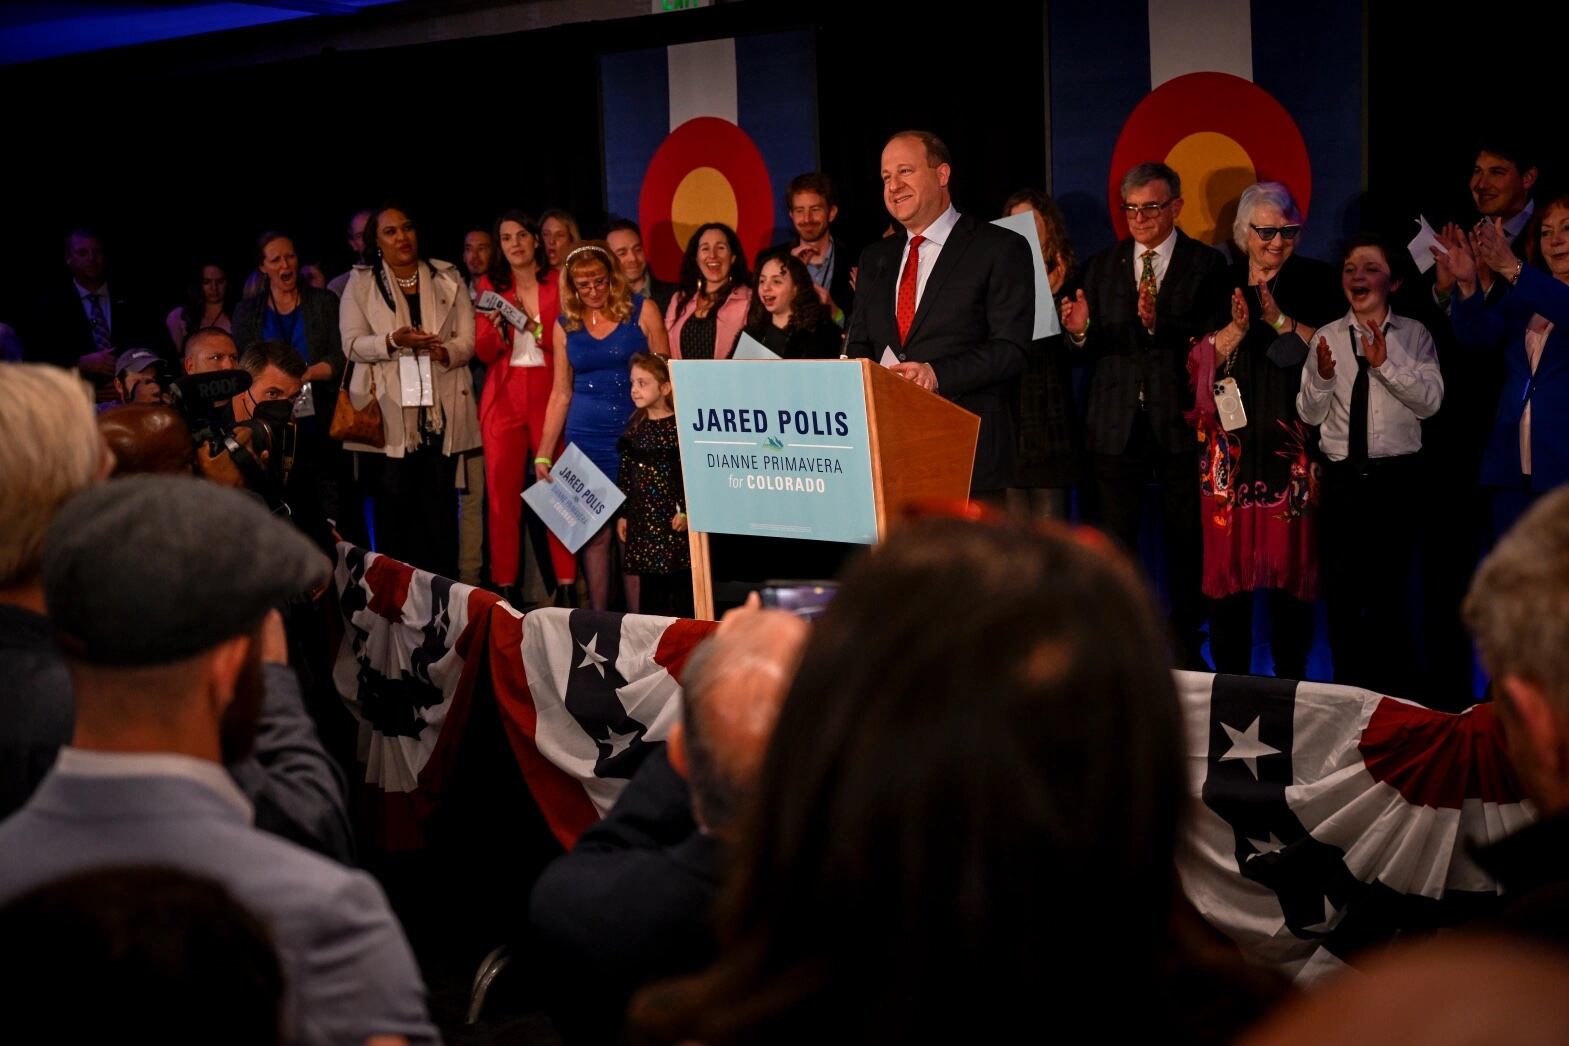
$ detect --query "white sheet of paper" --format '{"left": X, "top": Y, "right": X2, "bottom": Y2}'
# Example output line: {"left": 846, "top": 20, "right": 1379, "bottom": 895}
{"left": 1408, "top": 216, "right": 1445, "bottom": 276}
{"left": 732, "top": 331, "right": 782, "bottom": 360}
{"left": 879, "top": 347, "right": 900, "bottom": 368}
{"left": 991, "top": 210, "right": 1061, "bottom": 339}
{"left": 510, "top": 328, "right": 544, "bottom": 367}
{"left": 399, "top": 354, "right": 435, "bottom": 406}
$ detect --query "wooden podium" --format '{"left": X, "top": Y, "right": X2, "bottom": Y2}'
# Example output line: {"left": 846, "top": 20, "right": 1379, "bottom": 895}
{"left": 677, "top": 358, "right": 980, "bottom": 619}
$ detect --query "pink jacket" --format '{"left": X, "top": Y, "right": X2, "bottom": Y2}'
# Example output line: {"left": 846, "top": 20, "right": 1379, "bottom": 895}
{"left": 665, "top": 286, "right": 753, "bottom": 359}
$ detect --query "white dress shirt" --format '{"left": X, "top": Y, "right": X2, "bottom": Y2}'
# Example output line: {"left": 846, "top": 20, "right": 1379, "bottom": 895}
{"left": 54, "top": 747, "right": 254, "bottom": 821}
{"left": 894, "top": 204, "right": 961, "bottom": 310}
{"left": 1129, "top": 229, "right": 1178, "bottom": 291}
{"left": 1296, "top": 309, "right": 1443, "bottom": 461}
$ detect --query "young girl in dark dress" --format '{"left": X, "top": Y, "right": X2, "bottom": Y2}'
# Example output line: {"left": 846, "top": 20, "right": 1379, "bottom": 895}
{"left": 616, "top": 353, "right": 692, "bottom": 616}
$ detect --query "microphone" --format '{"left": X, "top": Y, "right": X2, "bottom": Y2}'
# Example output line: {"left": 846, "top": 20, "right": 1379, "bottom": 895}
{"left": 176, "top": 369, "right": 252, "bottom": 404}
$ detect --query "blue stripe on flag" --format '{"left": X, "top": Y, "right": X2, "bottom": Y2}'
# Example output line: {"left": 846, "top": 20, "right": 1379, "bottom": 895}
{"left": 735, "top": 30, "right": 819, "bottom": 245}
{"left": 1251, "top": 0, "right": 1362, "bottom": 259}
{"left": 601, "top": 46, "right": 671, "bottom": 225}
{"left": 1048, "top": 0, "right": 1152, "bottom": 259}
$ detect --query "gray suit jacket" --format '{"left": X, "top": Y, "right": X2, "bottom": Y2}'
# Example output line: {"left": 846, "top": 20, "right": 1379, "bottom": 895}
{"left": 0, "top": 771, "right": 437, "bottom": 1046}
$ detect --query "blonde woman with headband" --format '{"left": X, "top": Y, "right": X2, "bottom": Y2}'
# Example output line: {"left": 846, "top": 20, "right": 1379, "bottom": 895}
{"left": 536, "top": 240, "right": 669, "bottom": 608}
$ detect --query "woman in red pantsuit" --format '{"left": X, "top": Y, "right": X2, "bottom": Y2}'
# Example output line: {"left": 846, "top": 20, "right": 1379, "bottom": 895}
{"left": 473, "top": 210, "right": 576, "bottom": 603}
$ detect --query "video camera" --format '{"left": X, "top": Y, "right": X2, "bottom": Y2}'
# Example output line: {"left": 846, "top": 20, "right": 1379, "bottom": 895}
{"left": 160, "top": 369, "right": 298, "bottom": 510}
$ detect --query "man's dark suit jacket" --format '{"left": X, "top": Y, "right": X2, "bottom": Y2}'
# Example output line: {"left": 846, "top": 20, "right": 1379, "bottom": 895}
{"left": 24, "top": 280, "right": 162, "bottom": 370}
{"left": 844, "top": 212, "right": 1034, "bottom": 492}
{"left": 1075, "top": 232, "right": 1230, "bottom": 456}
{"left": 529, "top": 747, "right": 720, "bottom": 1044}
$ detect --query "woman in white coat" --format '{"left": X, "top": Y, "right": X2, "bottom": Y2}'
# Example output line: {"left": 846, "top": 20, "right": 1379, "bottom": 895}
{"left": 340, "top": 203, "right": 480, "bottom": 579}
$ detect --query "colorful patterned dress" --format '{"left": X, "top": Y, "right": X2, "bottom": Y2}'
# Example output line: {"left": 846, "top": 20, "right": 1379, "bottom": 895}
{"left": 618, "top": 414, "right": 688, "bottom": 575}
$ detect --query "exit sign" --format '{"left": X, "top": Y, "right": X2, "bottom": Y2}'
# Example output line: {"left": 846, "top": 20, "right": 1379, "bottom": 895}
{"left": 654, "top": 0, "right": 711, "bottom": 10}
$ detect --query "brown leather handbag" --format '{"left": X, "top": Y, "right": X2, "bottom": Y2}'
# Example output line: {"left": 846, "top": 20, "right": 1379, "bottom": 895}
{"left": 329, "top": 360, "right": 385, "bottom": 447}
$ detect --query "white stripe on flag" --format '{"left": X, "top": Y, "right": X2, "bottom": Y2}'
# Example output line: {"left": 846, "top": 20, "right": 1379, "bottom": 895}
{"left": 667, "top": 37, "right": 737, "bottom": 129}
{"left": 1147, "top": 0, "right": 1252, "bottom": 87}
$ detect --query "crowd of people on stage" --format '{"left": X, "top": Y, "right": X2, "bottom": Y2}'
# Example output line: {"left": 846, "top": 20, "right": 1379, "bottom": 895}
{"left": 7, "top": 131, "right": 1559, "bottom": 706}
{"left": 4, "top": 125, "right": 1569, "bottom": 1042}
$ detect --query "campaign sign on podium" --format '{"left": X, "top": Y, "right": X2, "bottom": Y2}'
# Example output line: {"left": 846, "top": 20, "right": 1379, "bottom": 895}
{"left": 671, "top": 359, "right": 878, "bottom": 545}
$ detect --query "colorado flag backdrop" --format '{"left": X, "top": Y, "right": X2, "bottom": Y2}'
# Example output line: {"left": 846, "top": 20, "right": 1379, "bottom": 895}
{"left": 1050, "top": 0, "right": 1363, "bottom": 261}
{"left": 600, "top": 30, "right": 818, "bottom": 284}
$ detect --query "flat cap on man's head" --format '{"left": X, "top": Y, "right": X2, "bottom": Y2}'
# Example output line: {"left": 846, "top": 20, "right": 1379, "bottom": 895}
{"left": 42, "top": 475, "right": 328, "bottom": 665}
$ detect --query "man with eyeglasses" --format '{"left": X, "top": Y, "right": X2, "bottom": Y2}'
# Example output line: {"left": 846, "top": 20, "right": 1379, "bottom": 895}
{"left": 1060, "top": 161, "right": 1229, "bottom": 669}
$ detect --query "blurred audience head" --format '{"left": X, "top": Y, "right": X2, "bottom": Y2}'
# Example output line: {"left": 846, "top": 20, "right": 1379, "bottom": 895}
{"left": 488, "top": 210, "right": 548, "bottom": 290}
{"left": 638, "top": 517, "right": 1185, "bottom": 1042}
{"left": 0, "top": 865, "right": 283, "bottom": 1046}
{"left": 113, "top": 349, "right": 170, "bottom": 406}
{"left": 1464, "top": 488, "right": 1569, "bottom": 813}
{"left": 668, "top": 603, "right": 808, "bottom": 835}
{"left": 1002, "top": 187, "right": 1077, "bottom": 290}
{"left": 606, "top": 218, "right": 650, "bottom": 287}
{"left": 461, "top": 225, "right": 494, "bottom": 281}
{"left": 0, "top": 363, "right": 106, "bottom": 591}
{"left": 540, "top": 209, "right": 581, "bottom": 268}
{"left": 63, "top": 226, "right": 107, "bottom": 289}
{"left": 345, "top": 207, "right": 373, "bottom": 262}
{"left": 1471, "top": 137, "right": 1539, "bottom": 219}
{"left": 183, "top": 326, "right": 239, "bottom": 375}
{"left": 1242, "top": 935, "right": 1569, "bottom": 1046}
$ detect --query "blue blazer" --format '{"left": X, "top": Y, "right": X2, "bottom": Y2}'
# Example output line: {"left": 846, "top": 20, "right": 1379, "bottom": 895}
{"left": 1452, "top": 266, "right": 1569, "bottom": 491}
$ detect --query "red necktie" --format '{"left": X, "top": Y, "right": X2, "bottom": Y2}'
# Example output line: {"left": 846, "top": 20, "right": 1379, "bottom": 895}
{"left": 896, "top": 234, "right": 925, "bottom": 344}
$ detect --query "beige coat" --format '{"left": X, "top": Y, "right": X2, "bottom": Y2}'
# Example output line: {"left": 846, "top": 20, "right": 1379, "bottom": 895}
{"left": 338, "top": 259, "right": 480, "bottom": 458}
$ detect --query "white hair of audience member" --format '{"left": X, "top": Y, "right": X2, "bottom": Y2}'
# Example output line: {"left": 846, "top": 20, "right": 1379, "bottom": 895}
{"left": 1232, "top": 182, "right": 1304, "bottom": 253}
{"left": 0, "top": 364, "right": 103, "bottom": 586}
{"left": 1463, "top": 487, "right": 1569, "bottom": 714}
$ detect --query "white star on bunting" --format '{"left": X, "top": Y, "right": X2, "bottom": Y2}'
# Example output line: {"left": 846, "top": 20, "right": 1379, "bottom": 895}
{"left": 1220, "top": 716, "right": 1281, "bottom": 780}
{"left": 1246, "top": 833, "right": 1286, "bottom": 858}
{"left": 602, "top": 724, "right": 638, "bottom": 759}
{"left": 577, "top": 634, "right": 609, "bottom": 679}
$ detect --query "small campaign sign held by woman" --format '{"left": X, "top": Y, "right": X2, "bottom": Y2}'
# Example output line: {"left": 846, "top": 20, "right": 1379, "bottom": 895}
{"left": 523, "top": 443, "right": 626, "bottom": 553}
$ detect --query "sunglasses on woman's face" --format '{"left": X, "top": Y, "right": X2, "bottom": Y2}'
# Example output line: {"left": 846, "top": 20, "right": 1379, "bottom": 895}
{"left": 1251, "top": 224, "right": 1302, "bottom": 243}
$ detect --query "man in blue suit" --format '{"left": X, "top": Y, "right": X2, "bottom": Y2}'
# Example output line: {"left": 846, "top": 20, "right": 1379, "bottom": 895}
{"left": 0, "top": 475, "right": 437, "bottom": 1046}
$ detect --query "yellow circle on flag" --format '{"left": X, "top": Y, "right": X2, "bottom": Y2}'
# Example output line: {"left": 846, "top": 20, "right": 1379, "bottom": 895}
{"left": 671, "top": 167, "right": 739, "bottom": 252}
{"left": 1165, "top": 131, "right": 1257, "bottom": 246}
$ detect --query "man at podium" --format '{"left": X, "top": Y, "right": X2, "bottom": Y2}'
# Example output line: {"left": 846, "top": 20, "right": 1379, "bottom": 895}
{"left": 844, "top": 130, "right": 1034, "bottom": 497}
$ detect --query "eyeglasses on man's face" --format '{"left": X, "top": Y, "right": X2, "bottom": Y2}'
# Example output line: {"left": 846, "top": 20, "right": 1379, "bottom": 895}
{"left": 1122, "top": 200, "right": 1174, "bottom": 218}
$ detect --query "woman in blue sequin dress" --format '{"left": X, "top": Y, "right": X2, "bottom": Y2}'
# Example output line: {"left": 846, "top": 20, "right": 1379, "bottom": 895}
{"left": 537, "top": 241, "right": 670, "bottom": 609}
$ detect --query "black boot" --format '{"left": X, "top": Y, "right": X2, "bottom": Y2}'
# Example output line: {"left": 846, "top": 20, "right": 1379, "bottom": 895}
{"left": 553, "top": 583, "right": 579, "bottom": 609}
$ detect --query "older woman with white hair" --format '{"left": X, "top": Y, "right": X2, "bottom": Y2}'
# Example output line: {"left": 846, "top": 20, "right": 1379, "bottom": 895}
{"left": 1187, "top": 182, "right": 1342, "bottom": 678}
